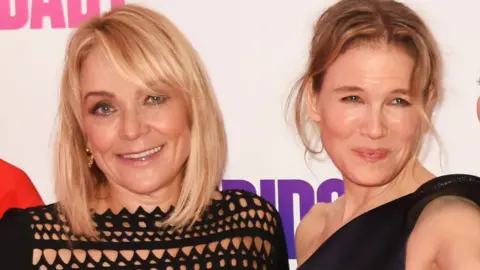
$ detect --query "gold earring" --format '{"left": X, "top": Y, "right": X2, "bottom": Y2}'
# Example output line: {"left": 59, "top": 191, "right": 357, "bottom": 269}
{"left": 86, "top": 148, "right": 94, "bottom": 168}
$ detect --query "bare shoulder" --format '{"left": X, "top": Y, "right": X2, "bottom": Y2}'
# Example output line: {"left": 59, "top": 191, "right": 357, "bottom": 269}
{"left": 412, "top": 195, "right": 480, "bottom": 238}
{"left": 407, "top": 196, "right": 480, "bottom": 269}
{"left": 295, "top": 202, "right": 330, "bottom": 266}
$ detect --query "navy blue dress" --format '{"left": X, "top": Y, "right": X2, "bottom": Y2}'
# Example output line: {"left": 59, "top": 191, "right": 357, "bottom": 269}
{"left": 298, "top": 174, "right": 480, "bottom": 270}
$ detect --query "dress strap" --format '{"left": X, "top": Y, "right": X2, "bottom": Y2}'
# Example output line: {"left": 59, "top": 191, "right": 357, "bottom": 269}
{"left": 407, "top": 174, "right": 480, "bottom": 229}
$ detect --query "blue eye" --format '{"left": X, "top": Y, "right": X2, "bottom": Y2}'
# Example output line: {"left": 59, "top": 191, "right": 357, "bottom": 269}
{"left": 146, "top": 95, "right": 169, "bottom": 105}
{"left": 90, "top": 102, "right": 115, "bottom": 116}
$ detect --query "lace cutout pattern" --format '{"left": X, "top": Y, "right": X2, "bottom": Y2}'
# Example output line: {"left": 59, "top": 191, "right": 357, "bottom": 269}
{"left": 27, "top": 190, "right": 282, "bottom": 269}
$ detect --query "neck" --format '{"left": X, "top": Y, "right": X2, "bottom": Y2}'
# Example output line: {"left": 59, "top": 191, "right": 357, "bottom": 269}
{"left": 95, "top": 175, "right": 182, "bottom": 214}
{"left": 339, "top": 159, "right": 434, "bottom": 224}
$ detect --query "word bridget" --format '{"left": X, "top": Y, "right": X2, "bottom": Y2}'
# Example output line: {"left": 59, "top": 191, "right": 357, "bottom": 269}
{"left": 221, "top": 178, "right": 344, "bottom": 259}
{"left": 0, "top": 0, "right": 125, "bottom": 30}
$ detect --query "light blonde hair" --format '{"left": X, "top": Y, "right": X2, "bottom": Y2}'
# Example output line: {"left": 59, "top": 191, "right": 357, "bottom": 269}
{"left": 54, "top": 4, "right": 227, "bottom": 238}
{"left": 287, "top": 0, "right": 443, "bottom": 155}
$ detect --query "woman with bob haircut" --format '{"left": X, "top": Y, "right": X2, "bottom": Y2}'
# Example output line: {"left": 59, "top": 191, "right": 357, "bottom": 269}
{"left": 0, "top": 4, "right": 289, "bottom": 269}
{"left": 291, "top": 0, "right": 480, "bottom": 269}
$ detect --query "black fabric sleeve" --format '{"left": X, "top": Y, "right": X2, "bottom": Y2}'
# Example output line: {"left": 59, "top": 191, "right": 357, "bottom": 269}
{"left": 0, "top": 208, "right": 33, "bottom": 269}
{"left": 271, "top": 209, "right": 290, "bottom": 270}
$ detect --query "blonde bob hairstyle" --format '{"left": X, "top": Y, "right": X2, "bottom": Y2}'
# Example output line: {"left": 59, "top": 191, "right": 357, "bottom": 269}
{"left": 287, "top": 0, "right": 443, "bottom": 155}
{"left": 54, "top": 4, "right": 227, "bottom": 238}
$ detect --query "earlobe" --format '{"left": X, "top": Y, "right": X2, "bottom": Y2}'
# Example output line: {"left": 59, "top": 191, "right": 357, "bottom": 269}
{"left": 84, "top": 136, "right": 91, "bottom": 150}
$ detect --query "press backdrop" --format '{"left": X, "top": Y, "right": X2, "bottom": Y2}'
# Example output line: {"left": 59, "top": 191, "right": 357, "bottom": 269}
{"left": 1, "top": 0, "right": 480, "bottom": 268}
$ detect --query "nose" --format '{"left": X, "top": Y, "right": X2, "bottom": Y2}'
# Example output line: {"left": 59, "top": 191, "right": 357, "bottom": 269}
{"left": 360, "top": 105, "right": 387, "bottom": 140}
{"left": 119, "top": 108, "right": 148, "bottom": 141}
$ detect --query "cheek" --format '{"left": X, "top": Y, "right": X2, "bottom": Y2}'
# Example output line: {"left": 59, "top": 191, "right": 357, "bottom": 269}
{"left": 146, "top": 104, "right": 190, "bottom": 137}
{"left": 385, "top": 108, "right": 421, "bottom": 141}
{"left": 83, "top": 117, "right": 118, "bottom": 153}
{"left": 319, "top": 104, "right": 362, "bottom": 141}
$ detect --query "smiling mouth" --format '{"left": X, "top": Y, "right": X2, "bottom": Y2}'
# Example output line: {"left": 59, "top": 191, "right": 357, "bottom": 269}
{"left": 119, "top": 146, "right": 163, "bottom": 160}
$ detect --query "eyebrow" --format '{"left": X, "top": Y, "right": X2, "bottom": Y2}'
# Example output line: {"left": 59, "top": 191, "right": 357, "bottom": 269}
{"left": 391, "top": 88, "right": 409, "bottom": 95}
{"left": 333, "top": 86, "right": 410, "bottom": 94}
{"left": 333, "top": 86, "right": 364, "bottom": 93}
{"left": 83, "top": 90, "right": 115, "bottom": 101}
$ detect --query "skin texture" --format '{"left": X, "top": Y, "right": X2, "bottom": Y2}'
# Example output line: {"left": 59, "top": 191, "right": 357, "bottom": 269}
{"left": 307, "top": 45, "right": 421, "bottom": 191}
{"left": 296, "top": 45, "right": 480, "bottom": 269}
{"left": 80, "top": 48, "right": 191, "bottom": 214}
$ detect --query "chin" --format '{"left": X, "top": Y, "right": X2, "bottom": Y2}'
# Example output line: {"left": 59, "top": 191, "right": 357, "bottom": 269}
{"left": 122, "top": 177, "right": 176, "bottom": 195}
{"left": 348, "top": 177, "right": 390, "bottom": 188}
{"left": 344, "top": 167, "right": 395, "bottom": 188}
{"left": 127, "top": 186, "right": 163, "bottom": 195}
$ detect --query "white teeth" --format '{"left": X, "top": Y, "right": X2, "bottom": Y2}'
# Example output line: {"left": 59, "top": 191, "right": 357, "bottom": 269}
{"left": 122, "top": 146, "right": 162, "bottom": 159}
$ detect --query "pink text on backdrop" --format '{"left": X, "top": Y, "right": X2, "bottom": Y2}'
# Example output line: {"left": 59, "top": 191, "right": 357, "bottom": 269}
{"left": 0, "top": 0, "right": 125, "bottom": 30}
{"left": 221, "top": 178, "right": 345, "bottom": 259}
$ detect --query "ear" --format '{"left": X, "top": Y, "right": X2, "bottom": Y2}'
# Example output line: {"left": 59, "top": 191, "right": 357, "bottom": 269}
{"left": 423, "top": 87, "right": 437, "bottom": 118}
{"left": 306, "top": 79, "right": 322, "bottom": 123}
{"left": 84, "top": 135, "right": 91, "bottom": 150}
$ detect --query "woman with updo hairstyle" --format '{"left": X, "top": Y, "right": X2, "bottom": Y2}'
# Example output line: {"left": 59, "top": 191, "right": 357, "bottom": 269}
{"left": 291, "top": 0, "right": 480, "bottom": 269}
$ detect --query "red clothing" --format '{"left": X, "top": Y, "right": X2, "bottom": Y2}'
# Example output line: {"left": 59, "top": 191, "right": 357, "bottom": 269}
{"left": 0, "top": 159, "right": 43, "bottom": 217}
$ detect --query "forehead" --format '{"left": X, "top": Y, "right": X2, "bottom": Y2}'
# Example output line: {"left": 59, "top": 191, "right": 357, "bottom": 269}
{"left": 79, "top": 48, "right": 127, "bottom": 92}
{"left": 78, "top": 48, "right": 188, "bottom": 104}
{"left": 323, "top": 45, "right": 414, "bottom": 93}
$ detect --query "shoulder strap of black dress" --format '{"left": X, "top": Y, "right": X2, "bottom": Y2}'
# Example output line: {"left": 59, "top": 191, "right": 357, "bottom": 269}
{"left": 407, "top": 174, "right": 480, "bottom": 229}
